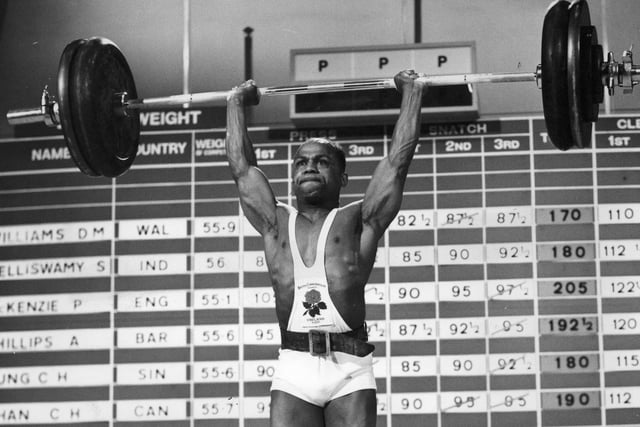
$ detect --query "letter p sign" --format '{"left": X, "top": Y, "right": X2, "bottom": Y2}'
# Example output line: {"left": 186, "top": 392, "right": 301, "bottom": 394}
{"left": 379, "top": 57, "right": 389, "bottom": 69}
{"left": 318, "top": 59, "right": 328, "bottom": 72}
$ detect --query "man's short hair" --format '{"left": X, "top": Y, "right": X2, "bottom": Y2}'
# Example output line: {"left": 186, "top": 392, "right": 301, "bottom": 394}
{"left": 301, "top": 137, "right": 346, "bottom": 173}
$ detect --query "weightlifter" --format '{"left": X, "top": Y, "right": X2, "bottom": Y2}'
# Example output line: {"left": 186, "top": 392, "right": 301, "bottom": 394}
{"left": 225, "top": 70, "right": 428, "bottom": 427}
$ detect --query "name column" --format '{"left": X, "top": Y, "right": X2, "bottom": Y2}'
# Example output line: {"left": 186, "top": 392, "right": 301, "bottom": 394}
{"left": 0, "top": 137, "right": 113, "bottom": 425}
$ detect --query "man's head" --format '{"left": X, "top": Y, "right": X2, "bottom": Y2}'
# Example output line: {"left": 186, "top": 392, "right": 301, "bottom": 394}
{"left": 296, "top": 138, "right": 346, "bottom": 172}
{"left": 291, "top": 138, "right": 348, "bottom": 207}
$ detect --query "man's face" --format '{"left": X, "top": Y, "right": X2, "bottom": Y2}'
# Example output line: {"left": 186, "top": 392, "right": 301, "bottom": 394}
{"left": 292, "top": 141, "right": 346, "bottom": 203}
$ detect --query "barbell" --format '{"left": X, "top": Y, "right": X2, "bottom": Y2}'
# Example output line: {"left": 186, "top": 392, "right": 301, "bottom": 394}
{"left": 5, "top": 0, "right": 640, "bottom": 177}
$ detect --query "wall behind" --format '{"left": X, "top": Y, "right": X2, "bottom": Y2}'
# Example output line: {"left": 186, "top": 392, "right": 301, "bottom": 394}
{"left": 1, "top": 0, "right": 639, "bottom": 137}
{"left": 0, "top": 0, "right": 186, "bottom": 137}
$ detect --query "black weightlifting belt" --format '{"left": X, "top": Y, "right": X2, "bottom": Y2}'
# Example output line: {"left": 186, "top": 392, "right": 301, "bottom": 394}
{"left": 279, "top": 325, "right": 375, "bottom": 357}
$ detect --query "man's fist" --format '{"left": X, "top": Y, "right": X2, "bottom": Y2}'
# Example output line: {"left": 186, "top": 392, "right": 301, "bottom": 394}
{"left": 227, "top": 80, "right": 260, "bottom": 106}
{"left": 394, "top": 70, "right": 428, "bottom": 95}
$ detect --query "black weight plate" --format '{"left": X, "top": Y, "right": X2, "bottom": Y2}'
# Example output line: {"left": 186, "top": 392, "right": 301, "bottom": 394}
{"left": 541, "top": 0, "right": 573, "bottom": 151}
{"left": 567, "top": 0, "right": 593, "bottom": 148}
{"left": 58, "top": 38, "right": 100, "bottom": 176}
{"left": 578, "top": 26, "right": 600, "bottom": 122}
{"left": 68, "top": 37, "right": 140, "bottom": 177}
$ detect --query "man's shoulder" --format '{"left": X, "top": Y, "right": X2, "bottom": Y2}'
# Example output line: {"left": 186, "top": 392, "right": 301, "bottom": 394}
{"left": 339, "top": 199, "right": 363, "bottom": 212}
{"left": 335, "top": 200, "right": 364, "bottom": 222}
{"left": 275, "top": 201, "right": 292, "bottom": 210}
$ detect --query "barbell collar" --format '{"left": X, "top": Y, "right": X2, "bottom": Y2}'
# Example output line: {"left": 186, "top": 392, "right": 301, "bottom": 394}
{"left": 41, "top": 88, "right": 60, "bottom": 127}
{"left": 621, "top": 50, "right": 636, "bottom": 93}
{"left": 603, "top": 50, "right": 640, "bottom": 96}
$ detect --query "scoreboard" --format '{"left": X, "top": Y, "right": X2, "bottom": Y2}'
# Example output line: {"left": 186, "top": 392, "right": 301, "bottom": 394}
{"left": 1, "top": 112, "right": 640, "bottom": 427}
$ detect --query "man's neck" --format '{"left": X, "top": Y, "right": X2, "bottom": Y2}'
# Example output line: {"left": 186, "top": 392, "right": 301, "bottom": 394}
{"left": 295, "top": 198, "right": 338, "bottom": 222}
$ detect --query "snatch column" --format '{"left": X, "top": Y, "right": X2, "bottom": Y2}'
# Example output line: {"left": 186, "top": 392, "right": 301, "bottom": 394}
{"left": 483, "top": 120, "right": 538, "bottom": 426}
{"left": 434, "top": 127, "right": 487, "bottom": 427}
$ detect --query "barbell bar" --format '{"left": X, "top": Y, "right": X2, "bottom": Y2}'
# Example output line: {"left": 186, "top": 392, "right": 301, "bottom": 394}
{"left": 5, "top": 0, "right": 640, "bottom": 177}
{"left": 118, "top": 71, "right": 540, "bottom": 111}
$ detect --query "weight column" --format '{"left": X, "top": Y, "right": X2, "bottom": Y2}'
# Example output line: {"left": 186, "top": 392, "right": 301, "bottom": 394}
{"left": 191, "top": 129, "right": 244, "bottom": 425}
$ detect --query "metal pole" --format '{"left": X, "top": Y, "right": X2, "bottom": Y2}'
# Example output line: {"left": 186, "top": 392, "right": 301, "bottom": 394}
{"left": 414, "top": 0, "right": 421, "bottom": 43}
{"left": 244, "top": 27, "right": 253, "bottom": 80}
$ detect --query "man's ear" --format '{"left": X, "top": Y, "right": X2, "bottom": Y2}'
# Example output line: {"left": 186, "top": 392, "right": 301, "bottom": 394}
{"left": 341, "top": 173, "right": 348, "bottom": 187}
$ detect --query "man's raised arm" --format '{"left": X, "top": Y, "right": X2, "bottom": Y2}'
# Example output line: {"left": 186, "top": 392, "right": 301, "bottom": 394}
{"left": 361, "top": 70, "right": 428, "bottom": 239}
{"left": 226, "top": 81, "right": 278, "bottom": 236}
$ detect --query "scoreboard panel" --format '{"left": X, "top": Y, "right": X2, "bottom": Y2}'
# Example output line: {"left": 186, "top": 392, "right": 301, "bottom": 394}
{"left": 0, "top": 114, "right": 639, "bottom": 426}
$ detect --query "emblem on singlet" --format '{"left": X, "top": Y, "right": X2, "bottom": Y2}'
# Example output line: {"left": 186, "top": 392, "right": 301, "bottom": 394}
{"left": 302, "top": 288, "right": 327, "bottom": 318}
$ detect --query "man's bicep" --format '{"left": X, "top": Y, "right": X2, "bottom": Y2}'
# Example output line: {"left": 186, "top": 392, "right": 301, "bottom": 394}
{"left": 236, "top": 167, "right": 278, "bottom": 235}
{"left": 361, "top": 159, "right": 404, "bottom": 235}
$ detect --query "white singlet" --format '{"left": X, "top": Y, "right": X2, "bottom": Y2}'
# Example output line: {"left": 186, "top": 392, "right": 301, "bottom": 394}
{"left": 285, "top": 205, "right": 351, "bottom": 333}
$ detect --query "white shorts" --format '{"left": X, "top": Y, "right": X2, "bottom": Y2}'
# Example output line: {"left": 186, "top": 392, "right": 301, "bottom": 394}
{"left": 270, "top": 348, "right": 376, "bottom": 407}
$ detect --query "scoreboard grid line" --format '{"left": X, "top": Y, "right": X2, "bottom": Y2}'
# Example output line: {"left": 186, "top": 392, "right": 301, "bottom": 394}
{"left": 592, "top": 127, "right": 608, "bottom": 427}
{"left": 383, "top": 130, "right": 393, "bottom": 427}
{"left": 189, "top": 132, "right": 196, "bottom": 427}
{"left": 431, "top": 139, "right": 443, "bottom": 427}
{"left": 237, "top": 200, "right": 245, "bottom": 426}
{"left": 0, "top": 185, "right": 114, "bottom": 194}
{"left": 109, "top": 173, "right": 116, "bottom": 427}
{"left": 480, "top": 134, "right": 491, "bottom": 427}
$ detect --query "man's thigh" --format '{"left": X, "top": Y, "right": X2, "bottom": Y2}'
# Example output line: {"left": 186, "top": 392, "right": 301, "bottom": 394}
{"left": 270, "top": 390, "right": 325, "bottom": 427}
{"left": 324, "top": 389, "right": 377, "bottom": 427}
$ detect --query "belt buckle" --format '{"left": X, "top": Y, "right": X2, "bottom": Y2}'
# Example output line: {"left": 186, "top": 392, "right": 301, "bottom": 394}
{"left": 308, "top": 330, "right": 331, "bottom": 356}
